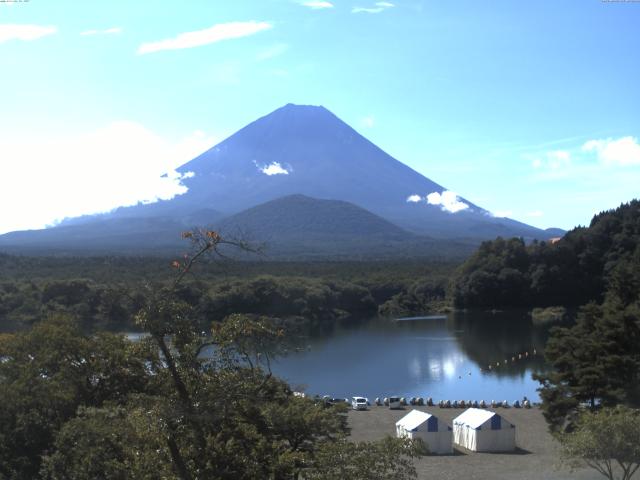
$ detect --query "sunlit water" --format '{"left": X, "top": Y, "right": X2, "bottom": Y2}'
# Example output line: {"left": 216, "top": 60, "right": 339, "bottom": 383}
{"left": 269, "top": 311, "right": 550, "bottom": 402}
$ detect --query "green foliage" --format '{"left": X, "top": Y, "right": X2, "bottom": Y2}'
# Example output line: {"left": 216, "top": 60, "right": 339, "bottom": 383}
{"left": 450, "top": 237, "right": 531, "bottom": 307}
{"left": 534, "top": 304, "right": 640, "bottom": 431}
{"left": 378, "top": 277, "right": 448, "bottom": 317}
{"left": 306, "top": 436, "right": 424, "bottom": 480}
{"left": 0, "top": 258, "right": 457, "bottom": 332}
{"left": 41, "top": 405, "right": 173, "bottom": 480}
{"left": 559, "top": 406, "right": 640, "bottom": 480}
{"left": 1, "top": 308, "right": 362, "bottom": 479}
{"left": 451, "top": 200, "right": 640, "bottom": 308}
{"left": 0, "top": 315, "right": 150, "bottom": 479}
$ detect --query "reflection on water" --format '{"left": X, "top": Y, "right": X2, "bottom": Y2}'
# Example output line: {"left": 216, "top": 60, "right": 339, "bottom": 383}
{"left": 270, "top": 310, "right": 551, "bottom": 402}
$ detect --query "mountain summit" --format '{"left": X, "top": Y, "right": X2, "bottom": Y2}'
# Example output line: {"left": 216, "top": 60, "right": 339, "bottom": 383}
{"left": 171, "top": 103, "right": 448, "bottom": 217}
{"left": 168, "top": 103, "right": 538, "bottom": 238}
{"left": 0, "top": 104, "right": 556, "bottom": 256}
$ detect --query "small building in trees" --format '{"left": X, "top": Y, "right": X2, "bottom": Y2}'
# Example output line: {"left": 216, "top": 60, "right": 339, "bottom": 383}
{"left": 395, "top": 409, "right": 453, "bottom": 454}
{"left": 453, "top": 408, "right": 516, "bottom": 452}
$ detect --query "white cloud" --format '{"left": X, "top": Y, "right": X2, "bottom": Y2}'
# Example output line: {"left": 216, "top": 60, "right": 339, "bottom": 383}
{"left": 0, "top": 122, "right": 219, "bottom": 234}
{"left": 582, "top": 136, "right": 640, "bottom": 166}
{"left": 527, "top": 210, "right": 544, "bottom": 218}
{"left": 137, "top": 21, "right": 272, "bottom": 55}
{"left": 426, "top": 191, "right": 470, "bottom": 213}
{"left": 352, "top": 1, "right": 395, "bottom": 13}
{"left": 255, "top": 161, "right": 290, "bottom": 176}
{"left": 301, "top": 1, "right": 334, "bottom": 8}
{"left": 0, "top": 24, "right": 57, "bottom": 43}
{"left": 406, "top": 191, "right": 470, "bottom": 213}
{"left": 80, "top": 27, "right": 123, "bottom": 36}
{"left": 361, "top": 116, "right": 375, "bottom": 128}
{"left": 352, "top": 7, "right": 384, "bottom": 13}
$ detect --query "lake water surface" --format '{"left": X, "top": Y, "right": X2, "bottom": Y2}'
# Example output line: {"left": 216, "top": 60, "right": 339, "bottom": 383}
{"left": 270, "top": 310, "right": 550, "bottom": 402}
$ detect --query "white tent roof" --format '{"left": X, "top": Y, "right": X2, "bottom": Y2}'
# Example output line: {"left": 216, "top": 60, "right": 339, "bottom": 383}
{"left": 453, "top": 408, "right": 496, "bottom": 429}
{"left": 396, "top": 410, "right": 432, "bottom": 431}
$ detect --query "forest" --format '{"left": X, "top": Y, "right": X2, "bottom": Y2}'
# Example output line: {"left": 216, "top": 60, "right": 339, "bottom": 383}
{"left": 451, "top": 200, "right": 640, "bottom": 309}
{"left": 0, "top": 255, "right": 454, "bottom": 333}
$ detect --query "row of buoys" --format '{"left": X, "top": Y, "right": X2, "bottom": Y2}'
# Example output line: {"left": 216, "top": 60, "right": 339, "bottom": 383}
{"left": 437, "top": 399, "right": 531, "bottom": 409}
{"left": 487, "top": 349, "right": 537, "bottom": 371}
{"left": 370, "top": 397, "right": 532, "bottom": 408}
{"left": 312, "top": 394, "right": 533, "bottom": 409}
{"left": 374, "top": 397, "right": 436, "bottom": 407}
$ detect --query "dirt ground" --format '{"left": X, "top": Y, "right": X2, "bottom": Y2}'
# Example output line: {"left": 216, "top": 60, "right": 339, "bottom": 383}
{"left": 347, "top": 405, "right": 603, "bottom": 480}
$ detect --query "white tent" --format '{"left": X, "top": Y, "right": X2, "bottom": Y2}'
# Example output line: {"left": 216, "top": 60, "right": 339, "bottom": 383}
{"left": 453, "top": 408, "right": 516, "bottom": 452}
{"left": 395, "top": 409, "right": 453, "bottom": 454}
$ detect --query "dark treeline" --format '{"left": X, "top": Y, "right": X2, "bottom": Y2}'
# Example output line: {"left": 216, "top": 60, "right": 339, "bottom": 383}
{"left": 0, "top": 257, "right": 455, "bottom": 332}
{"left": 534, "top": 237, "right": 640, "bottom": 430}
{"left": 451, "top": 200, "right": 640, "bottom": 309}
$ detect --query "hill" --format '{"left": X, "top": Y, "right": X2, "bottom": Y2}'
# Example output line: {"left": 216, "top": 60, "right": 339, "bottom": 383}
{"left": 215, "top": 195, "right": 474, "bottom": 260}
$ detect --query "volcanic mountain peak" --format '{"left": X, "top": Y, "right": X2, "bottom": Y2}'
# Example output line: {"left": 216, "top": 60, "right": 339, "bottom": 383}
{"left": 0, "top": 103, "right": 562, "bottom": 256}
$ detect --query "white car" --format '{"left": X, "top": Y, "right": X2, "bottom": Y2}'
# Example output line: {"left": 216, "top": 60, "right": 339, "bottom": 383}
{"left": 351, "top": 396, "right": 369, "bottom": 410}
{"left": 387, "top": 396, "right": 402, "bottom": 409}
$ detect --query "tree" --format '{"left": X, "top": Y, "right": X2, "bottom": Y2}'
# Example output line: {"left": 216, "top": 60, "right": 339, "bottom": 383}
{"left": 2, "top": 229, "right": 424, "bottom": 480}
{"left": 305, "top": 436, "right": 424, "bottom": 480}
{"left": 559, "top": 406, "right": 640, "bottom": 480}
{"left": 534, "top": 304, "right": 640, "bottom": 431}
{"left": 40, "top": 405, "right": 174, "bottom": 480}
{"left": 0, "top": 315, "right": 150, "bottom": 479}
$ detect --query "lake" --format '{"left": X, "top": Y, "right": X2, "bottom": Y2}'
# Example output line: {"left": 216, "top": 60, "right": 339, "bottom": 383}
{"left": 269, "top": 310, "right": 550, "bottom": 403}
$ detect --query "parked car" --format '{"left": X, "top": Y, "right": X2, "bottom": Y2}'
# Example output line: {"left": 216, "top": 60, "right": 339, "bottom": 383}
{"left": 351, "top": 396, "right": 369, "bottom": 410}
{"left": 322, "top": 396, "right": 348, "bottom": 407}
{"left": 388, "top": 396, "right": 402, "bottom": 409}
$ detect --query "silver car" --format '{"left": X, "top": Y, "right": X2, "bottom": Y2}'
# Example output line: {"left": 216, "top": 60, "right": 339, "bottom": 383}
{"left": 351, "top": 396, "right": 368, "bottom": 410}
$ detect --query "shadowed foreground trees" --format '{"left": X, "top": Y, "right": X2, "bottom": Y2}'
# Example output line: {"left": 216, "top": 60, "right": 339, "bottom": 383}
{"left": 0, "top": 231, "right": 422, "bottom": 479}
{"left": 534, "top": 304, "right": 640, "bottom": 431}
{"left": 533, "top": 226, "right": 640, "bottom": 479}
{"left": 534, "top": 239, "right": 640, "bottom": 432}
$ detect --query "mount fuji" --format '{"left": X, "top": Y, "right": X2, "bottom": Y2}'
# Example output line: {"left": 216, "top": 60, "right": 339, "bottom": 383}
{"left": 0, "top": 104, "right": 559, "bottom": 257}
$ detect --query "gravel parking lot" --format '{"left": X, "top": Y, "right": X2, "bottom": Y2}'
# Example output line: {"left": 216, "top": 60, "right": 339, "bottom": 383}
{"left": 347, "top": 405, "right": 602, "bottom": 480}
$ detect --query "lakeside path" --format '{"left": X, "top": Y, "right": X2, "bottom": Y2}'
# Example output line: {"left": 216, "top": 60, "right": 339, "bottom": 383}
{"left": 348, "top": 406, "right": 601, "bottom": 480}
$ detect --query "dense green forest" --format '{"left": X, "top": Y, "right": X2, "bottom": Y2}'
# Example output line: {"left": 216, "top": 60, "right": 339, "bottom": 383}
{"left": 0, "top": 255, "right": 454, "bottom": 332}
{"left": 0, "top": 233, "right": 426, "bottom": 480}
{"left": 451, "top": 200, "right": 640, "bottom": 309}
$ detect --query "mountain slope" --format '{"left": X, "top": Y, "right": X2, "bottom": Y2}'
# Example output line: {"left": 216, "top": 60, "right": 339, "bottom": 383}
{"left": 0, "top": 103, "right": 560, "bottom": 256}
{"left": 215, "top": 195, "right": 474, "bottom": 260}
{"left": 172, "top": 103, "right": 550, "bottom": 239}
{"left": 217, "top": 194, "right": 411, "bottom": 240}
{"left": 0, "top": 213, "right": 222, "bottom": 255}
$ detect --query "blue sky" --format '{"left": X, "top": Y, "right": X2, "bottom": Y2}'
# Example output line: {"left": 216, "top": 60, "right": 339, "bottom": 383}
{"left": 1, "top": 0, "right": 639, "bottom": 234}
